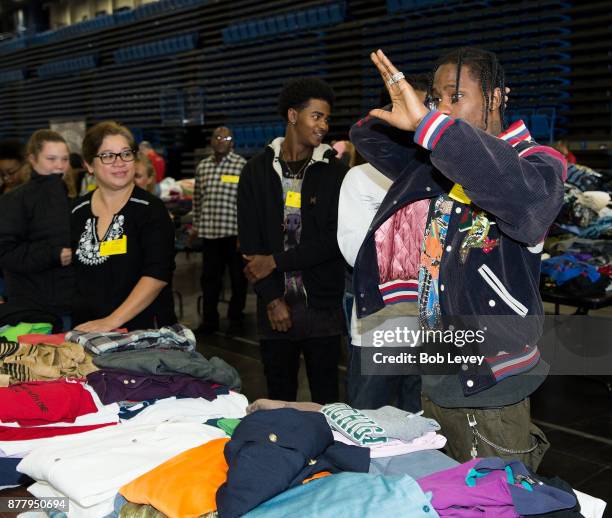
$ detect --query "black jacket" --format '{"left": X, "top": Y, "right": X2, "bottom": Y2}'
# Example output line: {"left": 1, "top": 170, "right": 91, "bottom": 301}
{"left": 237, "top": 139, "right": 347, "bottom": 309}
{"left": 350, "top": 112, "right": 566, "bottom": 403}
{"left": 0, "top": 172, "right": 74, "bottom": 317}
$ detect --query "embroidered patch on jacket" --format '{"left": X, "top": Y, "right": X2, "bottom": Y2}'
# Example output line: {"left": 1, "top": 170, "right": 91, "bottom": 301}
{"left": 459, "top": 210, "right": 499, "bottom": 263}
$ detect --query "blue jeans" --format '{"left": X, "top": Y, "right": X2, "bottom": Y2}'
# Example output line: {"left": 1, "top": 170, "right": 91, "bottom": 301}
{"left": 347, "top": 344, "right": 422, "bottom": 412}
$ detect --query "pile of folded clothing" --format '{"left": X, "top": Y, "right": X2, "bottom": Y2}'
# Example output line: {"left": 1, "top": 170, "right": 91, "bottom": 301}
{"left": 542, "top": 162, "right": 611, "bottom": 297}
{"left": 541, "top": 253, "right": 611, "bottom": 297}
{"left": 0, "top": 322, "right": 606, "bottom": 518}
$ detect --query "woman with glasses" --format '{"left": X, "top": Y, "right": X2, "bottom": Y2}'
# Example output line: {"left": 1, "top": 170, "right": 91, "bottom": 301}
{"left": 71, "top": 121, "right": 177, "bottom": 332}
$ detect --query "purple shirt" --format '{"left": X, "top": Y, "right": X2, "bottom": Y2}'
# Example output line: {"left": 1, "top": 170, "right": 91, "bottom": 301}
{"left": 87, "top": 368, "right": 219, "bottom": 404}
{"left": 418, "top": 458, "right": 519, "bottom": 518}
{"left": 418, "top": 457, "right": 576, "bottom": 517}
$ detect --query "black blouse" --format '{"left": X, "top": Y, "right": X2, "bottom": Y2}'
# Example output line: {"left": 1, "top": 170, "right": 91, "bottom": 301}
{"left": 70, "top": 186, "right": 177, "bottom": 330}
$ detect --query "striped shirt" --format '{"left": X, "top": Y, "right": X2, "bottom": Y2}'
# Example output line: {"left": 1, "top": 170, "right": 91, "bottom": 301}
{"left": 193, "top": 151, "right": 247, "bottom": 239}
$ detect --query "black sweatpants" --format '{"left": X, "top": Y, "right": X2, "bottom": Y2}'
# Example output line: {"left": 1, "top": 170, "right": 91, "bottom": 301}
{"left": 200, "top": 236, "right": 247, "bottom": 324}
{"left": 260, "top": 335, "right": 341, "bottom": 404}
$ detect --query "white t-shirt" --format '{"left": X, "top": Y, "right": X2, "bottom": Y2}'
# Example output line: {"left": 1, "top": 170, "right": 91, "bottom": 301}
{"left": 337, "top": 162, "right": 392, "bottom": 267}
{"left": 17, "top": 421, "right": 226, "bottom": 509}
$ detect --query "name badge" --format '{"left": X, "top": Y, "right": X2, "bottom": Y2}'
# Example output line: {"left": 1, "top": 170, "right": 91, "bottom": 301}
{"left": 285, "top": 191, "right": 301, "bottom": 208}
{"left": 449, "top": 183, "right": 472, "bottom": 205}
{"left": 99, "top": 235, "right": 127, "bottom": 256}
{"left": 221, "top": 175, "right": 239, "bottom": 184}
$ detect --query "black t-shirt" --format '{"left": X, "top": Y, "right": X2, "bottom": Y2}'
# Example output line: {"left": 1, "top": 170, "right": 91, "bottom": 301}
{"left": 70, "top": 186, "right": 177, "bottom": 330}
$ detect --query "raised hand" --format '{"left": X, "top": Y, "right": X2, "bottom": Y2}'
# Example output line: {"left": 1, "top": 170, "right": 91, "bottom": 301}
{"left": 369, "top": 49, "right": 430, "bottom": 132}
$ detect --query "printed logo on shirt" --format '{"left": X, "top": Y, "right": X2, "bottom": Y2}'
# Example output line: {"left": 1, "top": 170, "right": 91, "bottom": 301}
{"left": 321, "top": 403, "right": 388, "bottom": 445}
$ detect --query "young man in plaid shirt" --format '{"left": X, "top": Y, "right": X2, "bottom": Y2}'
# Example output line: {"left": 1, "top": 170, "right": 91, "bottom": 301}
{"left": 192, "top": 126, "right": 248, "bottom": 334}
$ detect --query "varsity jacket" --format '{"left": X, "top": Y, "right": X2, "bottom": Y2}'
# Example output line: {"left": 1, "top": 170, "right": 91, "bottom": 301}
{"left": 237, "top": 138, "right": 348, "bottom": 309}
{"left": 0, "top": 172, "right": 74, "bottom": 317}
{"left": 349, "top": 111, "right": 566, "bottom": 398}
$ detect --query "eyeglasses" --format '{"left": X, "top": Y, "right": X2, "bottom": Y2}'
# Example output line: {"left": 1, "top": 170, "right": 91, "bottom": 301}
{"left": 94, "top": 149, "right": 137, "bottom": 164}
{"left": 214, "top": 136, "right": 232, "bottom": 142}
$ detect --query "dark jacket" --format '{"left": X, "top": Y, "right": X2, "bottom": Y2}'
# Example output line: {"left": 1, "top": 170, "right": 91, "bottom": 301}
{"left": 0, "top": 172, "right": 74, "bottom": 317}
{"left": 237, "top": 138, "right": 347, "bottom": 309}
{"left": 350, "top": 112, "right": 566, "bottom": 400}
{"left": 216, "top": 408, "right": 370, "bottom": 518}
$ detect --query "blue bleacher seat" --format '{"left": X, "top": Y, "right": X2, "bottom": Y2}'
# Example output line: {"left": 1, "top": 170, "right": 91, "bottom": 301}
{"left": 265, "top": 18, "right": 278, "bottom": 35}
{"left": 296, "top": 11, "right": 308, "bottom": 29}
{"left": 244, "top": 127, "right": 256, "bottom": 148}
{"left": 153, "top": 41, "right": 163, "bottom": 56}
{"left": 253, "top": 126, "right": 265, "bottom": 145}
{"left": 114, "top": 9, "right": 136, "bottom": 24}
{"left": 328, "top": 3, "right": 344, "bottom": 23}
{"left": 387, "top": 0, "right": 401, "bottom": 13}
{"left": 225, "top": 26, "right": 237, "bottom": 42}
{"left": 246, "top": 22, "right": 258, "bottom": 39}
{"left": 136, "top": 45, "right": 146, "bottom": 60}
{"left": 221, "top": 27, "right": 231, "bottom": 43}
{"left": 257, "top": 20, "right": 269, "bottom": 37}
{"left": 238, "top": 24, "right": 249, "bottom": 41}
{"left": 264, "top": 125, "right": 275, "bottom": 142}
{"left": 275, "top": 15, "right": 288, "bottom": 33}
{"left": 317, "top": 7, "right": 329, "bottom": 26}
{"left": 232, "top": 127, "right": 245, "bottom": 147}
{"left": 307, "top": 8, "right": 319, "bottom": 27}
{"left": 530, "top": 114, "right": 552, "bottom": 142}
{"left": 285, "top": 13, "right": 299, "bottom": 31}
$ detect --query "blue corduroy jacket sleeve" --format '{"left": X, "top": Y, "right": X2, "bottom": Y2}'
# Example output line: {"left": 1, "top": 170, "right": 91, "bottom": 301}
{"left": 415, "top": 112, "right": 566, "bottom": 246}
{"left": 349, "top": 113, "right": 429, "bottom": 182}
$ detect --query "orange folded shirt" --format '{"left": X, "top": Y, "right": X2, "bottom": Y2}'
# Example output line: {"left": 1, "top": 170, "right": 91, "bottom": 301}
{"left": 120, "top": 437, "right": 229, "bottom": 518}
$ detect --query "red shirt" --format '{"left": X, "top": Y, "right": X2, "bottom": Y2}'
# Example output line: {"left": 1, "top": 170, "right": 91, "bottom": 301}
{"left": 0, "top": 379, "right": 97, "bottom": 426}
{"left": 18, "top": 333, "right": 66, "bottom": 345}
{"left": 0, "top": 422, "right": 115, "bottom": 441}
{"left": 148, "top": 151, "right": 166, "bottom": 183}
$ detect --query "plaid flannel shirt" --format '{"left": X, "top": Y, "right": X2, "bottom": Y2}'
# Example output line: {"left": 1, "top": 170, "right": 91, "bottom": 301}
{"left": 65, "top": 323, "right": 196, "bottom": 356}
{"left": 193, "top": 151, "right": 247, "bottom": 239}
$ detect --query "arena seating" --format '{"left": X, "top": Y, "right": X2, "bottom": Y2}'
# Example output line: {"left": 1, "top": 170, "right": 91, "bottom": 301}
{"left": 0, "top": 0, "right": 608, "bottom": 169}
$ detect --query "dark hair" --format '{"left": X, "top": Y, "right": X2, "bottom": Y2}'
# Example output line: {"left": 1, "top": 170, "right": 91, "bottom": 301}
{"left": 82, "top": 121, "right": 135, "bottom": 164}
{"left": 433, "top": 47, "right": 505, "bottom": 130}
{"left": 0, "top": 139, "right": 24, "bottom": 161}
{"left": 378, "top": 73, "right": 431, "bottom": 106}
{"left": 278, "top": 77, "right": 335, "bottom": 121}
{"left": 69, "top": 152, "right": 84, "bottom": 170}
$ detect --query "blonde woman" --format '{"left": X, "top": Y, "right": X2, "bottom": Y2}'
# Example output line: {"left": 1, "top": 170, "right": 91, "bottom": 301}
{"left": 0, "top": 130, "right": 73, "bottom": 328}
{"left": 134, "top": 153, "right": 157, "bottom": 194}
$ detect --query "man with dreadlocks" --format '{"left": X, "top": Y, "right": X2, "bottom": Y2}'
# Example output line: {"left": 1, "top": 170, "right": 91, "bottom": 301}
{"left": 349, "top": 47, "right": 566, "bottom": 469}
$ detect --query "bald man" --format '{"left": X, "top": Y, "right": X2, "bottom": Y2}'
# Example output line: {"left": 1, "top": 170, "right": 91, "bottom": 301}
{"left": 192, "top": 127, "right": 248, "bottom": 334}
